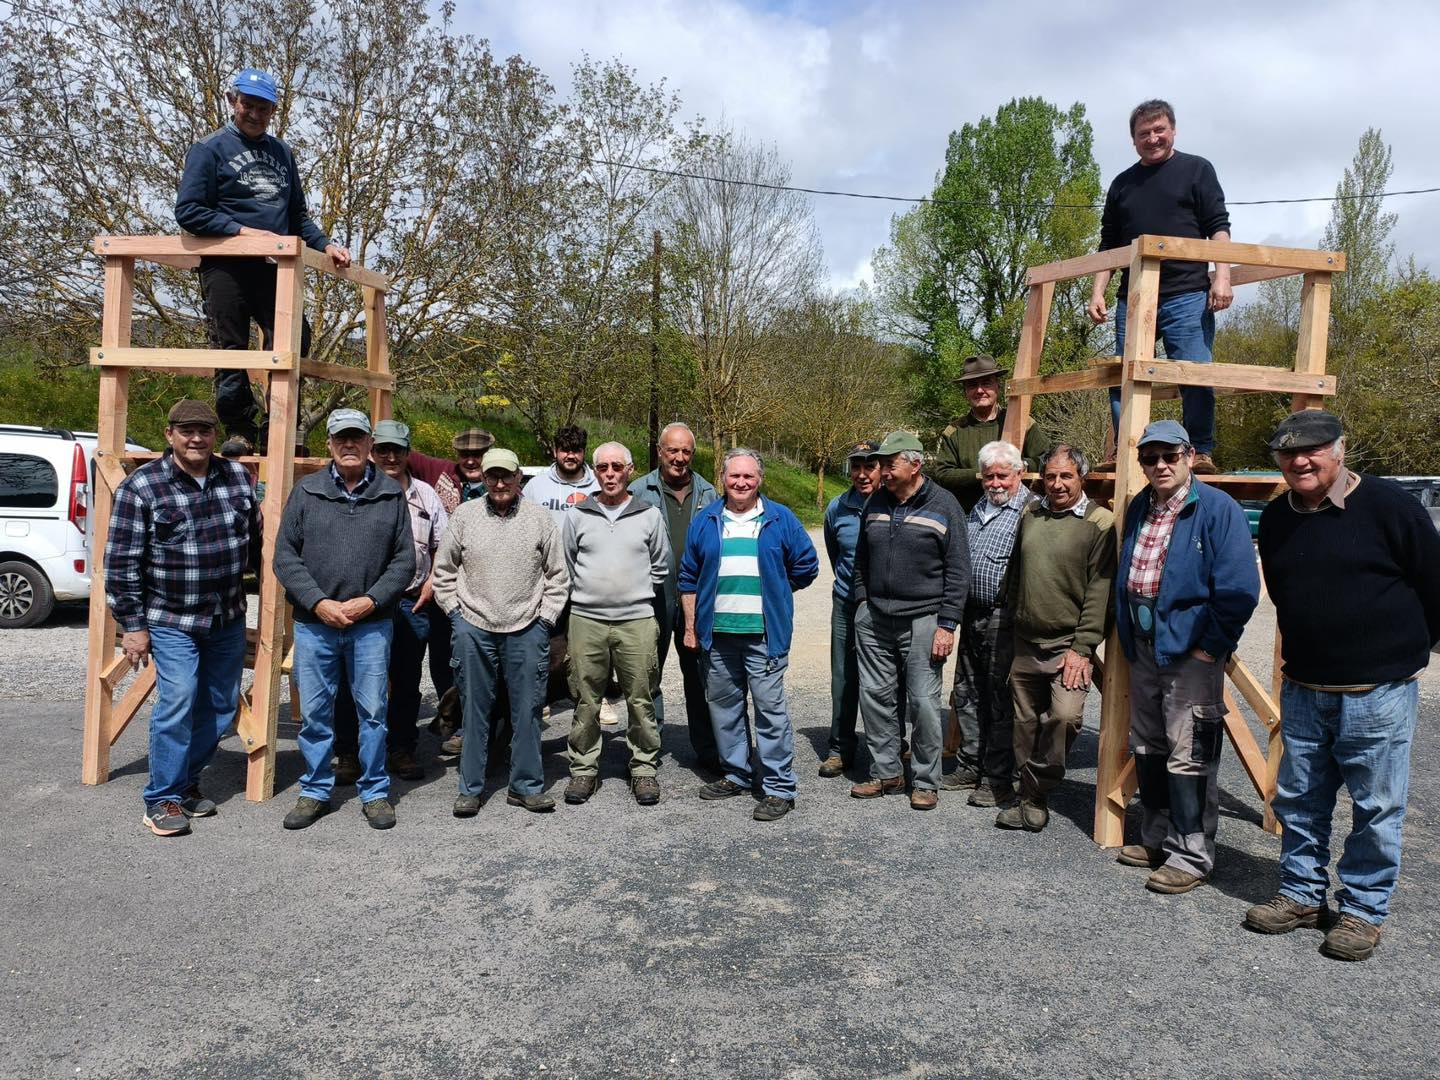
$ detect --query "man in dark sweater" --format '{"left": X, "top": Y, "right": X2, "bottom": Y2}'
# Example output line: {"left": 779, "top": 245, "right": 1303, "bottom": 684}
{"left": 1248, "top": 411, "right": 1440, "bottom": 961}
{"left": 931, "top": 354, "right": 1048, "bottom": 512}
{"left": 175, "top": 68, "right": 352, "bottom": 453}
{"left": 850, "top": 431, "right": 969, "bottom": 810}
{"left": 1088, "top": 100, "right": 1231, "bottom": 473}
{"left": 273, "top": 409, "right": 415, "bottom": 832}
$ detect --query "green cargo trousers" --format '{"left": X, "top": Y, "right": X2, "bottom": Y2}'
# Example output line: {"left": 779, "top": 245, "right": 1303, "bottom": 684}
{"left": 566, "top": 612, "right": 662, "bottom": 778}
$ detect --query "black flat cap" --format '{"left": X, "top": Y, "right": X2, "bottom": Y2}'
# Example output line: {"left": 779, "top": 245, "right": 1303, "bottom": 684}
{"left": 1267, "top": 410, "right": 1343, "bottom": 451}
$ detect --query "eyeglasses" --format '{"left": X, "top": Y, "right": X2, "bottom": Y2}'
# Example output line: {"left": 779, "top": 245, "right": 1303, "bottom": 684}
{"left": 594, "top": 462, "right": 629, "bottom": 473}
{"left": 1138, "top": 450, "right": 1186, "bottom": 467}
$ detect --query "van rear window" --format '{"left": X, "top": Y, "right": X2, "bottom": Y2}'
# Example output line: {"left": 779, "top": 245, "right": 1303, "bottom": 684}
{"left": 0, "top": 453, "right": 59, "bottom": 508}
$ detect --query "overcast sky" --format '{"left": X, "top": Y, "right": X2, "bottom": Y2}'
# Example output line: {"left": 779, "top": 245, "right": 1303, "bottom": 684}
{"left": 455, "top": 0, "right": 1440, "bottom": 291}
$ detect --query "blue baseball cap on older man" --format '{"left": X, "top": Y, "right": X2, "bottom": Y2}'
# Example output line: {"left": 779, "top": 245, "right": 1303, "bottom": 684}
{"left": 1137, "top": 419, "right": 1191, "bottom": 448}
{"left": 232, "top": 68, "right": 279, "bottom": 104}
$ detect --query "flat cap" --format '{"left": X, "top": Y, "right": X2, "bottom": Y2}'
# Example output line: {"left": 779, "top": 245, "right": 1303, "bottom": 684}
{"left": 167, "top": 399, "right": 219, "bottom": 427}
{"left": 1137, "top": 419, "right": 1191, "bottom": 448}
{"left": 1267, "top": 410, "right": 1343, "bottom": 451}
{"left": 452, "top": 428, "right": 496, "bottom": 454}
{"left": 481, "top": 448, "right": 520, "bottom": 474}
{"left": 326, "top": 408, "right": 371, "bottom": 437}
{"left": 846, "top": 439, "right": 880, "bottom": 461}
{"left": 372, "top": 420, "right": 410, "bottom": 448}
{"left": 876, "top": 430, "right": 925, "bottom": 456}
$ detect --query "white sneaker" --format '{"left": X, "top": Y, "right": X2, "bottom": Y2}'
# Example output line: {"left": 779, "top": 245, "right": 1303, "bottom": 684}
{"left": 598, "top": 697, "right": 625, "bottom": 726}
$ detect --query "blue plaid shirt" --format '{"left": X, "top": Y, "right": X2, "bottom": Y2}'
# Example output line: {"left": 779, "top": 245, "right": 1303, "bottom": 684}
{"left": 330, "top": 461, "right": 375, "bottom": 503}
{"left": 105, "top": 453, "right": 259, "bottom": 632}
{"left": 966, "top": 486, "right": 1034, "bottom": 608}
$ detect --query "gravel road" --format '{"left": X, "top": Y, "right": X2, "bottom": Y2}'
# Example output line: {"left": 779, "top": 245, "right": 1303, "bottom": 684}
{"left": 2, "top": 528, "right": 1437, "bottom": 1079}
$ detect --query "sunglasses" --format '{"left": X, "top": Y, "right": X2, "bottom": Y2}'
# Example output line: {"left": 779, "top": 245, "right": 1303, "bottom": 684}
{"left": 594, "top": 462, "right": 630, "bottom": 473}
{"left": 1138, "top": 450, "right": 1186, "bottom": 467}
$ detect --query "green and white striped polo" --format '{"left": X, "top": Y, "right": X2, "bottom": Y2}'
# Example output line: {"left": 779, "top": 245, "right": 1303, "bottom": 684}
{"left": 713, "top": 500, "right": 765, "bottom": 635}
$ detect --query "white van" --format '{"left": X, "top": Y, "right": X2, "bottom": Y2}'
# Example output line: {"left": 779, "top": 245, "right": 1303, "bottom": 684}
{"left": 0, "top": 425, "right": 147, "bottom": 627}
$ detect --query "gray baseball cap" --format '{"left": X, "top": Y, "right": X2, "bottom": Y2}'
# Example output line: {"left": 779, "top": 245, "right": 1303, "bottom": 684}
{"left": 326, "top": 408, "right": 371, "bottom": 437}
{"left": 372, "top": 420, "right": 411, "bottom": 448}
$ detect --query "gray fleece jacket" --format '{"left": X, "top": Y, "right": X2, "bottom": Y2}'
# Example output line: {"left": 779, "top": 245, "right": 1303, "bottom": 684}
{"left": 562, "top": 495, "right": 670, "bottom": 622}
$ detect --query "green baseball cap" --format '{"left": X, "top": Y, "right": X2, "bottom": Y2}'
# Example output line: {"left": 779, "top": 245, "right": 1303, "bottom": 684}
{"left": 372, "top": 420, "right": 411, "bottom": 448}
{"left": 875, "top": 430, "right": 925, "bottom": 456}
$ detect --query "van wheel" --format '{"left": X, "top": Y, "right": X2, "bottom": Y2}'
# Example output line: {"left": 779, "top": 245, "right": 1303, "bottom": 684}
{"left": 0, "top": 561, "right": 54, "bottom": 629}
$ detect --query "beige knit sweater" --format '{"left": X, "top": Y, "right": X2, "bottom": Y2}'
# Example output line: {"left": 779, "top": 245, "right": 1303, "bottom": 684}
{"left": 431, "top": 496, "right": 570, "bottom": 633}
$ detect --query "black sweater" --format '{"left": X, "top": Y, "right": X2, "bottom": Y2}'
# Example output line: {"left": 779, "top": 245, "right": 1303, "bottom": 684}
{"left": 1258, "top": 474, "right": 1440, "bottom": 685}
{"left": 1099, "top": 150, "right": 1230, "bottom": 298}
{"left": 853, "top": 478, "right": 969, "bottom": 629}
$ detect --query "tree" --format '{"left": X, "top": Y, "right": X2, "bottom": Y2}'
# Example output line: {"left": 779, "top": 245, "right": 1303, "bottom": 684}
{"left": 1322, "top": 128, "right": 1397, "bottom": 332}
{"left": 658, "top": 133, "right": 823, "bottom": 464}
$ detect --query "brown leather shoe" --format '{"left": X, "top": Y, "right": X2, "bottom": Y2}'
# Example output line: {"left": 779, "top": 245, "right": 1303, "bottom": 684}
{"left": 631, "top": 775, "right": 661, "bottom": 806}
{"left": 817, "top": 755, "right": 847, "bottom": 778}
{"left": 996, "top": 798, "right": 1048, "bottom": 832}
{"left": 1320, "top": 913, "right": 1381, "bottom": 961}
{"left": 1146, "top": 865, "right": 1208, "bottom": 894}
{"left": 1116, "top": 844, "right": 1165, "bottom": 868}
{"left": 387, "top": 749, "right": 424, "bottom": 782}
{"left": 1244, "top": 893, "right": 1324, "bottom": 934}
{"left": 564, "top": 774, "right": 599, "bottom": 805}
{"left": 1191, "top": 452, "right": 1218, "bottom": 475}
{"left": 909, "top": 788, "right": 938, "bottom": 811}
{"left": 850, "top": 776, "right": 906, "bottom": 799}
{"left": 967, "top": 782, "right": 1013, "bottom": 808}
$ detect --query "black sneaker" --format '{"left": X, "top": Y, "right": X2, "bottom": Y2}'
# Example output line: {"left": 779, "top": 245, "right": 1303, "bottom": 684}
{"left": 753, "top": 795, "right": 794, "bottom": 822}
{"left": 143, "top": 800, "right": 191, "bottom": 837}
{"left": 180, "top": 786, "right": 217, "bottom": 817}
{"left": 699, "top": 778, "right": 747, "bottom": 801}
{"left": 362, "top": 798, "right": 396, "bottom": 830}
{"left": 282, "top": 796, "right": 332, "bottom": 830}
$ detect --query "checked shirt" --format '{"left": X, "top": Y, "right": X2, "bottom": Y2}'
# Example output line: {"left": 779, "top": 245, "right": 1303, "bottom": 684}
{"left": 105, "top": 452, "right": 259, "bottom": 633}
{"left": 1126, "top": 482, "right": 1191, "bottom": 599}
{"left": 966, "top": 487, "right": 1034, "bottom": 608}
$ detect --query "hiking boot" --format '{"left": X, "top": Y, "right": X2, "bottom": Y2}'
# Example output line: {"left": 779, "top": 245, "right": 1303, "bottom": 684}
{"left": 967, "top": 782, "right": 1013, "bottom": 808}
{"left": 440, "top": 733, "right": 464, "bottom": 756}
{"left": 753, "top": 795, "right": 794, "bottom": 822}
{"left": 435, "top": 687, "right": 461, "bottom": 739}
{"left": 506, "top": 790, "right": 557, "bottom": 813}
{"left": 1146, "top": 865, "right": 1207, "bottom": 894}
{"left": 1320, "top": 913, "right": 1382, "bottom": 961}
{"left": 219, "top": 433, "right": 255, "bottom": 458}
{"left": 699, "top": 778, "right": 748, "bottom": 801}
{"left": 631, "top": 776, "right": 661, "bottom": 806}
{"left": 180, "top": 786, "right": 217, "bottom": 817}
{"left": 850, "top": 776, "right": 906, "bottom": 799}
{"left": 565, "top": 775, "right": 600, "bottom": 804}
{"left": 996, "top": 798, "right": 1048, "bottom": 832}
{"left": 142, "top": 800, "right": 191, "bottom": 837}
{"left": 282, "top": 796, "right": 331, "bottom": 830}
{"left": 453, "top": 793, "right": 482, "bottom": 818}
{"left": 1117, "top": 844, "right": 1165, "bottom": 868}
{"left": 362, "top": 798, "right": 396, "bottom": 830}
{"left": 333, "top": 754, "right": 361, "bottom": 785}
{"left": 1245, "top": 893, "right": 1325, "bottom": 935}
{"left": 1191, "top": 452, "right": 1218, "bottom": 475}
{"left": 387, "top": 749, "right": 424, "bottom": 781}
{"left": 939, "top": 763, "right": 980, "bottom": 791}
{"left": 910, "top": 788, "right": 938, "bottom": 811}
{"left": 817, "top": 755, "right": 847, "bottom": 778}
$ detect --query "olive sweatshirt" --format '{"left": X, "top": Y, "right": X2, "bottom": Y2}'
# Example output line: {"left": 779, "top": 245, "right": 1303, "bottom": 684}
{"left": 1006, "top": 498, "right": 1116, "bottom": 657}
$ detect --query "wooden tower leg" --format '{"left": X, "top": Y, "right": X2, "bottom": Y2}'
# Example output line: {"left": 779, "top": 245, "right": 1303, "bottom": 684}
{"left": 245, "top": 254, "right": 304, "bottom": 801}
{"left": 82, "top": 257, "right": 135, "bottom": 784}
{"left": 1093, "top": 245, "right": 1158, "bottom": 846}
{"left": 365, "top": 286, "right": 391, "bottom": 423}
{"left": 1002, "top": 282, "right": 1054, "bottom": 448}
{"left": 1262, "top": 628, "right": 1285, "bottom": 834}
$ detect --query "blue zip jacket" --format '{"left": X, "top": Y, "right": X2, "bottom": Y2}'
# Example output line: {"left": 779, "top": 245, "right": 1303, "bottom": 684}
{"left": 1115, "top": 481, "right": 1260, "bottom": 667}
{"left": 823, "top": 487, "right": 867, "bottom": 601}
{"left": 678, "top": 497, "right": 819, "bottom": 658}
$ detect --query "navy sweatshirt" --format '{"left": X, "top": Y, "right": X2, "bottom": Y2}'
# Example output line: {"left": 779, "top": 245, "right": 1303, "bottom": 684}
{"left": 853, "top": 478, "right": 969, "bottom": 629}
{"left": 175, "top": 123, "right": 330, "bottom": 250}
{"left": 1099, "top": 150, "right": 1230, "bottom": 298}
{"left": 1259, "top": 474, "right": 1440, "bottom": 686}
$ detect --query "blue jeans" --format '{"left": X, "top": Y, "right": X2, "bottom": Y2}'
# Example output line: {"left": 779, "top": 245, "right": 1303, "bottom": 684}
{"left": 1273, "top": 679, "right": 1418, "bottom": 924}
{"left": 1109, "top": 290, "right": 1216, "bottom": 454}
{"left": 451, "top": 615, "right": 549, "bottom": 798}
{"left": 704, "top": 634, "right": 797, "bottom": 800}
{"left": 292, "top": 618, "right": 393, "bottom": 803}
{"left": 334, "top": 596, "right": 433, "bottom": 756}
{"left": 144, "top": 618, "right": 247, "bottom": 806}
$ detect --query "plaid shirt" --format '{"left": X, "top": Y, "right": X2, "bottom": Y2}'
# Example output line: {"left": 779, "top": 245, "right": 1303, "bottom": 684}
{"left": 330, "top": 461, "right": 375, "bottom": 503}
{"left": 105, "top": 453, "right": 260, "bottom": 633}
{"left": 966, "top": 486, "right": 1034, "bottom": 607}
{"left": 1126, "top": 482, "right": 1191, "bottom": 599}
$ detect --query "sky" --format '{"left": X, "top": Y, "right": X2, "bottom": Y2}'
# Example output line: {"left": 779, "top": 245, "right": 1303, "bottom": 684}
{"left": 454, "top": 0, "right": 1440, "bottom": 292}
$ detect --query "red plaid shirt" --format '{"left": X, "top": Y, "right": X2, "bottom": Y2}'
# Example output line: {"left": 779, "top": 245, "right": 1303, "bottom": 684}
{"left": 1126, "top": 482, "right": 1191, "bottom": 599}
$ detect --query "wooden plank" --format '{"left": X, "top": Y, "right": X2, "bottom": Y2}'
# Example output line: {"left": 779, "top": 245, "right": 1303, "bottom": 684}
{"left": 106, "top": 662, "right": 156, "bottom": 745}
{"left": 1291, "top": 272, "right": 1333, "bottom": 412}
{"left": 1010, "top": 363, "right": 1122, "bottom": 397}
{"left": 91, "top": 347, "right": 297, "bottom": 372}
{"left": 98, "top": 652, "right": 132, "bottom": 693}
{"left": 82, "top": 256, "right": 134, "bottom": 786}
{"left": 1222, "top": 687, "right": 1270, "bottom": 797}
{"left": 1002, "top": 281, "right": 1053, "bottom": 447}
{"left": 364, "top": 286, "right": 392, "bottom": 422}
{"left": 1125, "top": 359, "right": 1335, "bottom": 396}
{"left": 94, "top": 234, "right": 301, "bottom": 258}
{"left": 92, "top": 449, "right": 129, "bottom": 495}
{"left": 302, "top": 247, "right": 389, "bottom": 291}
{"left": 1264, "top": 628, "right": 1286, "bottom": 834}
{"left": 1226, "top": 656, "right": 1281, "bottom": 729}
{"left": 1137, "top": 235, "right": 1346, "bottom": 274}
{"left": 1227, "top": 264, "right": 1299, "bottom": 288}
{"left": 148, "top": 254, "right": 203, "bottom": 271}
{"left": 298, "top": 358, "right": 395, "bottom": 391}
{"left": 1026, "top": 245, "right": 1133, "bottom": 285}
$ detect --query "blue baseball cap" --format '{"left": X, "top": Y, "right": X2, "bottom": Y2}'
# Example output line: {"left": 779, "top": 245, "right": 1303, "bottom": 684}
{"left": 1137, "top": 419, "right": 1191, "bottom": 448}
{"left": 232, "top": 68, "right": 279, "bottom": 104}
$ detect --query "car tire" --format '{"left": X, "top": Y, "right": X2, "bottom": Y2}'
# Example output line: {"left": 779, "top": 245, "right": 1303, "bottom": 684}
{"left": 0, "top": 561, "right": 54, "bottom": 629}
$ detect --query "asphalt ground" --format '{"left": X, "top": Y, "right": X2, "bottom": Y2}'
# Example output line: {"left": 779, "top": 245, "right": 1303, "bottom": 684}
{"left": 2, "top": 533, "right": 1438, "bottom": 1079}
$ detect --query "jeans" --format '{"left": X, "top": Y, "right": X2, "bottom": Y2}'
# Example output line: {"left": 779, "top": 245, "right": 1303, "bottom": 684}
{"left": 1273, "top": 679, "right": 1418, "bottom": 925}
{"left": 1109, "top": 290, "right": 1216, "bottom": 454}
{"left": 656, "top": 599, "right": 717, "bottom": 767}
{"left": 827, "top": 595, "right": 862, "bottom": 763}
{"left": 334, "top": 596, "right": 433, "bottom": 757}
{"left": 143, "top": 618, "right": 248, "bottom": 806}
{"left": 567, "top": 613, "right": 661, "bottom": 777}
{"left": 856, "top": 605, "right": 944, "bottom": 791}
{"left": 292, "top": 618, "right": 393, "bottom": 803}
{"left": 452, "top": 616, "right": 549, "bottom": 798}
{"left": 703, "top": 634, "right": 798, "bottom": 800}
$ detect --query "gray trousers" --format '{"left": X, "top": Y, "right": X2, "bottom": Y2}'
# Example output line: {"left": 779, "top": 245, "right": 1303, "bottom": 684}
{"left": 857, "top": 605, "right": 944, "bottom": 790}
{"left": 827, "top": 595, "right": 862, "bottom": 763}
{"left": 1129, "top": 643, "right": 1226, "bottom": 876}
{"left": 954, "top": 604, "right": 1017, "bottom": 786}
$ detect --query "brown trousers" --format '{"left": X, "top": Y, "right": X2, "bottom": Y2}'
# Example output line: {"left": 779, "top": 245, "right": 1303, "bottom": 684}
{"left": 1010, "top": 638, "right": 1089, "bottom": 801}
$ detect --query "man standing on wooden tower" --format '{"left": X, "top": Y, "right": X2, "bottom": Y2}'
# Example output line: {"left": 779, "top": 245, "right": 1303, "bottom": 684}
{"left": 175, "top": 67, "right": 351, "bottom": 455}
{"left": 1088, "top": 99, "right": 1232, "bottom": 473}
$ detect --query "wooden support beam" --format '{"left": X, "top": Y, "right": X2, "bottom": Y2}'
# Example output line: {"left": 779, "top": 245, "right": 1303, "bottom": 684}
{"left": 1227, "top": 264, "right": 1300, "bottom": 288}
{"left": 91, "top": 347, "right": 297, "bottom": 372}
{"left": 1026, "top": 245, "right": 1133, "bottom": 285}
{"left": 1136, "top": 236, "right": 1345, "bottom": 274}
{"left": 298, "top": 358, "right": 395, "bottom": 390}
{"left": 363, "top": 286, "right": 392, "bottom": 422}
{"left": 1291, "top": 272, "right": 1333, "bottom": 413}
{"left": 1226, "top": 656, "right": 1281, "bottom": 730}
{"left": 1125, "top": 359, "right": 1335, "bottom": 397}
{"left": 302, "top": 247, "right": 389, "bottom": 291}
{"left": 1010, "top": 363, "right": 1122, "bottom": 397}
{"left": 98, "top": 653, "right": 132, "bottom": 693}
{"left": 94, "top": 234, "right": 301, "bottom": 259}
{"left": 147, "top": 254, "right": 203, "bottom": 271}
{"left": 1264, "top": 627, "right": 1286, "bottom": 834}
{"left": 1002, "top": 282, "right": 1054, "bottom": 448}
{"left": 106, "top": 662, "right": 156, "bottom": 745}
{"left": 1222, "top": 687, "right": 1271, "bottom": 798}
{"left": 92, "top": 449, "right": 129, "bottom": 495}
